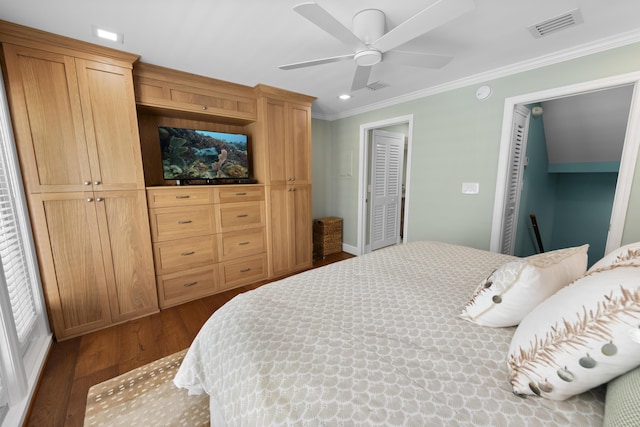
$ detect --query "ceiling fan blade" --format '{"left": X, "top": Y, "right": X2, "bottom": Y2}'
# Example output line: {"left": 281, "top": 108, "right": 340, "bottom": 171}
{"left": 384, "top": 50, "right": 453, "bottom": 69}
{"left": 279, "top": 53, "right": 355, "bottom": 70}
{"left": 293, "top": 2, "right": 365, "bottom": 50}
{"left": 351, "top": 65, "right": 372, "bottom": 91}
{"left": 372, "top": 0, "right": 475, "bottom": 53}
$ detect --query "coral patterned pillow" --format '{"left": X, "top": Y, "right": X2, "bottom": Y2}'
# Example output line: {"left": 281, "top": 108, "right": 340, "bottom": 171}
{"left": 459, "top": 245, "right": 588, "bottom": 327}
{"left": 507, "top": 261, "right": 640, "bottom": 400}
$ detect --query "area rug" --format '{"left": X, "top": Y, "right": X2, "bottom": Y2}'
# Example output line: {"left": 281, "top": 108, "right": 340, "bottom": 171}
{"left": 83, "top": 348, "right": 209, "bottom": 426}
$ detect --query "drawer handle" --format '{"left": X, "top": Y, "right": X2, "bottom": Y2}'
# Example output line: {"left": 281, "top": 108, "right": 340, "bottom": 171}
{"left": 235, "top": 192, "right": 247, "bottom": 196}
{"left": 240, "top": 268, "right": 251, "bottom": 273}
{"left": 236, "top": 214, "right": 248, "bottom": 218}
{"left": 175, "top": 195, "right": 191, "bottom": 199}
{"left": 178, "top": 220, "right": 193, "bottom": 224}
{"left": 239, "top": 241, "right": 250, "bottom": 246}
{"left": 181, "top": 251, "right": 195, "bottom": 256}
{"left": 183, "top": 281, "right": 198, "bottom": 287}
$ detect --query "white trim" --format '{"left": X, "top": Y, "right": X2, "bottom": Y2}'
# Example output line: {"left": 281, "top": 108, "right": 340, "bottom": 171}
{"left": 313, "top": 29, "right": 640, "bottom": 122}
{"left": 608, "top": 82, "right": 640, "bottom": 253}
{"left": 341, "top": 243, "right": 358, "bottom": 256}
{"left": 0, "top": 67, "right": 52, "bottom": 427}
{"left": 490, "top": 72, "right": 640, "bottom": 253}
{"left": 357, "top": 115, "right": 413, "bottom": 255}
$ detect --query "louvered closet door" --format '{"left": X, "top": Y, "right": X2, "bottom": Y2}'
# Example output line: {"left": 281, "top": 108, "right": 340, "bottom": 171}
{"left": 370, "top": 130, "right": 405, "bottom": 251}
{"left": 500, "top": 105, "right": 531, "bottom": 255}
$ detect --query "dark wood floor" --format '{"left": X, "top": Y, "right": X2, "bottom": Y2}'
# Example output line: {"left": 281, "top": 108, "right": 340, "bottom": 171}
{"left": 24, "top": 252, "right": 354, "bottom": 427}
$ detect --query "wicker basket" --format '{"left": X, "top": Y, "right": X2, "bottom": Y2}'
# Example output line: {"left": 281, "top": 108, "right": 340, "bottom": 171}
{"left": 313, "top": 217, "right": 342, "bottom": 259}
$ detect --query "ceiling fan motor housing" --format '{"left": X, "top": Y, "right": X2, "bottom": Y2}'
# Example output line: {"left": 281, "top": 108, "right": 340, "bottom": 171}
{"left": 352, "top": 9, "right": 385, "bottom": 44}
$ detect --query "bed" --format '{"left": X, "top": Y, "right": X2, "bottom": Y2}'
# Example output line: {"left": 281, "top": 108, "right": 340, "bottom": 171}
{"left": 174, "top": 240, "right": 631, "bottom": 426}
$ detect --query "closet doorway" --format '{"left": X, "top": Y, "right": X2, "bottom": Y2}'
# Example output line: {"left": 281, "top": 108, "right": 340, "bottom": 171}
{"left": 357, "top": 115, "right": 414, "bottom": 255}
{"left": 491, "top": 73, "right": 640, "bottom": 261}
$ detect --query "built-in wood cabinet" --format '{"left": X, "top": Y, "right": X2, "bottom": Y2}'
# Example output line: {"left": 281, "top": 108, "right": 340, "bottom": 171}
{"left": 147, "top": 185, "right": 267, "bottom": 308}
{"left": 0, "top": 22, "right": 158, "bottom": 340}
{"left": 267, "top": 184, "right": 313, "bottom": 277}
{"left": 134, "top": 62, "right": 257, "bottom": 124}
{"left": 29, "top": 191, "right": 157, "bottom": 338}
{"left": 1, "top": 43, "right": 145, "bottom": 193}
{"left": 251, "top": 86, "right": 315, "bottom": 278}
{"left": 252, "top": 95, "right": 313, "bottom": 186}
{"left": 0, "top": 20, "right": 316, "bottom": 339}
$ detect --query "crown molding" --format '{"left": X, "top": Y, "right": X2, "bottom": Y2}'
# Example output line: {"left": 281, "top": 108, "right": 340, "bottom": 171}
{"left": 313, "top": 28, "right": 640, "bottom": 122}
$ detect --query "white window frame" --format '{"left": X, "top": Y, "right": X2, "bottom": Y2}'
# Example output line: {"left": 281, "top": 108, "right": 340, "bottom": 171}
{"left": 0, "top": 69, "right": 51, "bottom": 426}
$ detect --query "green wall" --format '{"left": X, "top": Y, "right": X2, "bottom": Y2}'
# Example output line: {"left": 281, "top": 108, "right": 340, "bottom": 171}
{"left": 311, "top": 41, "right": 640, "bottom": 251}
{"left": 311, "top": 118, "right": 332, "bottom": 220}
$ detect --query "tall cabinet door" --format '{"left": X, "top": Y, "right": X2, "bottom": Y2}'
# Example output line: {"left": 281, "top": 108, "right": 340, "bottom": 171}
{"left": 266, "top": 185, "right": 290, "bottom": 277}
{"left": 290, "top": 184, "right": 312, "bottom": 271}
{"left": 1, "top": 44, "right": 92, "bottom": 193}
{"left": 95, "top": 190, "right": 157, "bottom": 321}
{"left": 75, "top": 59, "right": 145, "bottom": 191}
{"left": 266, "top": 184, "right": 312, "bottom": 277}
{"left": 29, "top": 193, "right": 112, "bottom": 338}
{"left": 288, "top": 102, "right": 312, "bottom": 185}
{"left": 264, "top": 99, "right": 288, "bottom": 185}
{"left": 262, "top": 99, "right": 312, "bottom": 186}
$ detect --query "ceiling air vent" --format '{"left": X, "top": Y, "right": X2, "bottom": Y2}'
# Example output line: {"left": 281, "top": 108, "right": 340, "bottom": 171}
{"left": 528, "top": 9, "right": 583, "bottom": 39}
{"left": 366, "top": 81, "right": 388, "bottom": 91}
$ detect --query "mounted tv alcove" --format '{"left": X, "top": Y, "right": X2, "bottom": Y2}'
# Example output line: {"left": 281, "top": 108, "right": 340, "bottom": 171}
{"left": 137, "top": 112, "right": 256, "bottom": 186}
{"left": 133, "top": 62, "right": 259, "bottom": 187}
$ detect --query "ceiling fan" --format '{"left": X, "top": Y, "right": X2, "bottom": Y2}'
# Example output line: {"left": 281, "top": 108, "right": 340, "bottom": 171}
{"left": 279, "top": 0, "right": 475, "bottom": 92}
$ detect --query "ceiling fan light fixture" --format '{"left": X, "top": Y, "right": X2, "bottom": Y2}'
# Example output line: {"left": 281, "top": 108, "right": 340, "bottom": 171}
{"left": 354, "top": 50, "right": 382, "bottom": 67}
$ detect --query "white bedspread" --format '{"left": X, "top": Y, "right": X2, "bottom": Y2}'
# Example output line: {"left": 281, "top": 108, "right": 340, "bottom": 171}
{"left": 174, "top": 241, "right": 604, "bottom": 426}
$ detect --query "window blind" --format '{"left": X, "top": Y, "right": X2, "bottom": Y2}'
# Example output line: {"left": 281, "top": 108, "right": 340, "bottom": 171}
{"left": 0, "top": 65, "right": 50, "bottom": 427}
{"left": 0, "top": 109, "right": 37, "bottom": 349}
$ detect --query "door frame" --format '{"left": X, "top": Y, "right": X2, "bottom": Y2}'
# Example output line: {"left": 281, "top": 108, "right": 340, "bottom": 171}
{"left": 369, "top": 129, "right": 406, "bottom": 251}
{"left": 357, "top": 114, "right": 414, "bottom": 255}
{"left": 490, "top": 71, "right": 640, "bottom": 254}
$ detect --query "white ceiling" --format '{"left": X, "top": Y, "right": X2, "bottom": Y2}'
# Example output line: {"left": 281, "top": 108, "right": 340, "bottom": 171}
{"left": 541, "top": 85, "right": 634, "bottom": 165}
{"left": 2, "top": 0, "right": 640, "bottom": 120}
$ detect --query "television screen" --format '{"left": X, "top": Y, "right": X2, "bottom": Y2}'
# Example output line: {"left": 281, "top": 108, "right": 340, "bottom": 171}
{"left": 158, "top": 126, "right": 250, "bottom": 181}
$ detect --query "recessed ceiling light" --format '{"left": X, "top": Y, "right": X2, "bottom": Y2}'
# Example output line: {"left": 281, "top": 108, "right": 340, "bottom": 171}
{"left": 91, "top": 25, "right": 124, "bottom": 43}
{"left": 338, "top": 94, "right": 351, "bottom": 100}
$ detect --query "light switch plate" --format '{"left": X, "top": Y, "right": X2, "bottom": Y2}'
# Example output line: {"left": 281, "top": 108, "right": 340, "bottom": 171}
{"left": 462, "top": 182, "right": 480, "bottom": 194}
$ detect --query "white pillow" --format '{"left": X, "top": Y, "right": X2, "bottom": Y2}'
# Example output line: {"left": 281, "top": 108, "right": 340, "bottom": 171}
{"left": 588, "top": 241, "right": 640, "bottom": 272}
{"left": 459, "top": 245, "right": 588, "bottom": 327}
{"left": 507, "top": 264, "right": 640, "bottom": 400}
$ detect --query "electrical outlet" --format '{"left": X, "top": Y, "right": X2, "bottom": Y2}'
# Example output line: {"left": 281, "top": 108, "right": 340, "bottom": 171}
{"left": 462, "top": 182, "right": 480, "bottom": 194}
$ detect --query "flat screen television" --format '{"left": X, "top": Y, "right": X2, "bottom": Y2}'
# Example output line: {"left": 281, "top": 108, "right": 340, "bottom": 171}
{"left": 158, "top": 126, "right": 250, "bottom": 182}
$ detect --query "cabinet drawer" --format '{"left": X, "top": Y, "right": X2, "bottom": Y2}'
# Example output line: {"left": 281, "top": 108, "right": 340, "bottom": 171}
{"left": 153, "top": 235, "right": 217, "bottom": 274}
{"left": 216, "top": 201, "right": 264, "bottom": 232}
{"left": 157, "top": 265, "right": 218, "bottom": 308}
{"left": 146, "top": 187, "right": 213, "bottom": 208}
{"left": 220, "top": 253, "right": 267, "bottom": 289}
{"left": 215, "top": 185, "right": 264, "bottom": 204}
{"left": 149, "top": 205, "right": 215, "bottom": 241}
{"left": 218, "top": 228, "right": 265, "bottom": 261}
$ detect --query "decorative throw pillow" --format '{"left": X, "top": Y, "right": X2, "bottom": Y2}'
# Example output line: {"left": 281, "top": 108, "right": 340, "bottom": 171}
{"left": 507, "top": 264, "right": 640, "bottom": 401}
{"left": 603, "top": 365, "right": 640, "bottom": 427}
{"left": 459, "top": 245, "right": 588, "bottom": 327}
{"left": 588, "top": 241, "right": 640, "bottom": 272}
